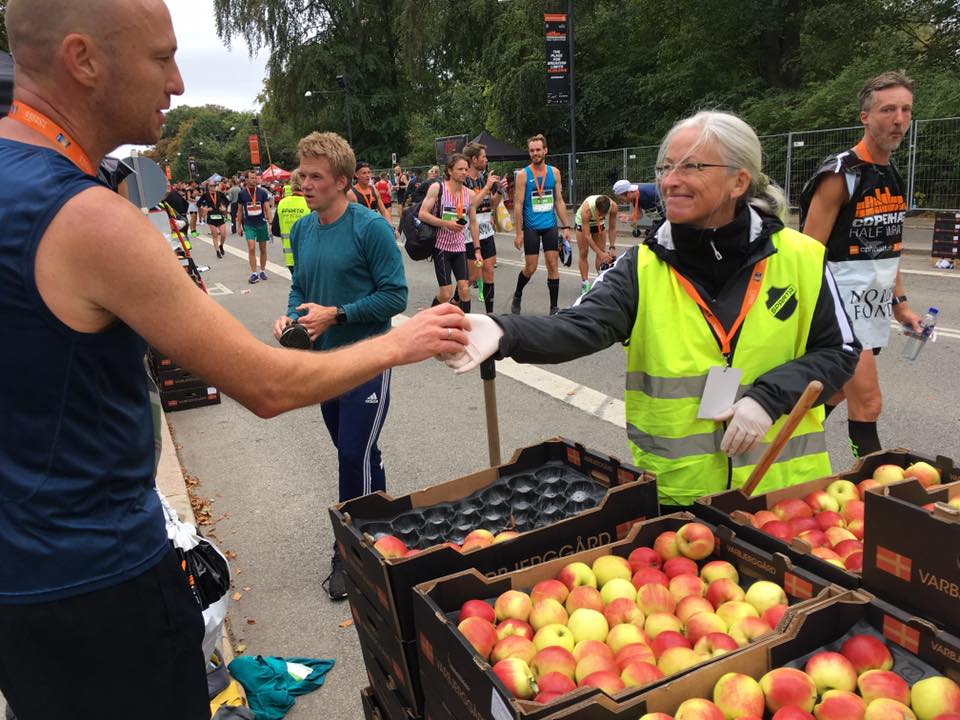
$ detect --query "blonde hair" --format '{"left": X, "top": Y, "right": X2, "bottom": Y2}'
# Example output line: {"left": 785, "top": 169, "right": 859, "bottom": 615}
{"left": 657, "top": 110, "right": 787, "bottom": 219}
{"left": 296, "top": 131, "right": 356, "bottom": 185}
{"left": 289, "top": 169, "right": 302, "bottom": 192}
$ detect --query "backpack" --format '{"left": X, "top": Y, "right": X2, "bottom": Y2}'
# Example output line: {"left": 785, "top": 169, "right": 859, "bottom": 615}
{"left": 400, "top": 196, "right": 440, "bottom": 261}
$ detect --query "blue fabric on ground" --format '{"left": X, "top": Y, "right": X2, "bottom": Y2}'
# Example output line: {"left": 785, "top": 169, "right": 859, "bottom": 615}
{"left": 228, "top": 655, "right": 334, "bottom": 720}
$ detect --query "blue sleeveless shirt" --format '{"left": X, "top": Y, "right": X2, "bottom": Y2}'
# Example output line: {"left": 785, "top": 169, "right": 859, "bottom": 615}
{"left": 522, "top": 164, "right": 558, "bottom": 231}
{"left": 0, "top": 139, "right": 168, "bottom": 603}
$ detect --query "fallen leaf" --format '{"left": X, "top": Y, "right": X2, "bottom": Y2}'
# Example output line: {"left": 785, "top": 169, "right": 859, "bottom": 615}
{"left": 235, "top": 643, "right": 247, "bottom": 654}
{"left": 232, "top": 592, "right": 243, "bottom": 601}
{"left": 339, "top": 619, "right": 354, "bottom": 628}
{"left": 246, "top": 618, "right": 256, "bottom": 625}
{"left": 242, "top": 586, "right": 251, "bottom": 592}
{"left": 225, "top": 550, "right": 237, "bottom": 560}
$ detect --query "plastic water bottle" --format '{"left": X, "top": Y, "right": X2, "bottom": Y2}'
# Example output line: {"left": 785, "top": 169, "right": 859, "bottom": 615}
{"left": 900, "top": 307, "right": 938, "bottom": 361}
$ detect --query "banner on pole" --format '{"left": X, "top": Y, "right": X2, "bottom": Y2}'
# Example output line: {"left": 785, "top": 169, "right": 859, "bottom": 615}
{"left": 248, "top": 135, "right": 261, "bottom": 166}
{"left": 544, "top": 13, "right": 570, "bottom": 106}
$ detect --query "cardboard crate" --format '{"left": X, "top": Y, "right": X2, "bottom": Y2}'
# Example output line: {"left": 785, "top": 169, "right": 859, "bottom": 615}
{"left": 362, "top": 687, "right": 384, "bottom": 720}
{"left": 331, "top": 438, "right": 658, "bottom": 645}
{"left": 361, "top": 628, "right": 422, "bottom": 720}
{"left": 693, "top": 448, "right": 957, "bottom": 589}
{"left": 156, "top": 366, "right": 210, "bottom": 392}
{"left": 525, "top": 589, "right": 960, "bottom": 720}
{"left": 159, "top": 384, "right": 221, "bottom": 412}
{"left": 349, "top": 574, "right": 424, "bottom": 712}
{"left": 148, "top": 348, "right": 182, "bottom": 376}
{"left": 862, "top": 478, "right": 960, "bottom": 636}
{"left": 412, "top": 513, "right": 839, "bottom": 720}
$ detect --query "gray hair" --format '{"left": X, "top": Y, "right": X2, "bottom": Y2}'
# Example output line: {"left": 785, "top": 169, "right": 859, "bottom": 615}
{"left": 657, "top": 110, "right": 787, "bottom": 219}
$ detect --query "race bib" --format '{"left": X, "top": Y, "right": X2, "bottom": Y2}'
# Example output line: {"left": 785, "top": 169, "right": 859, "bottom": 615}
{"left": 246, "top": 202, "right": 262, "bottom": 217}
{"left": 532, "top": 190, "right": 554, "bottom": 213}
{"left": 477, "top": 211, "right": 495, "bottom": 239}
{"left": 209, "top": 213, "right": 223, "bottom": 221}
{"left": 441, "top": 205, "right": 461, "bottom": 223}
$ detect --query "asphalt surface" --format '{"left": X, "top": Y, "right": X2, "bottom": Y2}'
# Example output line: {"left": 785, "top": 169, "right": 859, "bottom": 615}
{"left": 3, "top": 217, "right": 956, "bottom": 719}
{"left": 163, "top": 217, "right": 959, "bottom": 720}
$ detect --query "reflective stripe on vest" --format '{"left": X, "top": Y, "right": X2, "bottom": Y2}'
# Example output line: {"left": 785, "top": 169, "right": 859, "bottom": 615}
{"left": 277, "top": 195, "right": 310, "bottom": 268}
{"left": 625, "top": 224, "right": 831, "bottom": 507}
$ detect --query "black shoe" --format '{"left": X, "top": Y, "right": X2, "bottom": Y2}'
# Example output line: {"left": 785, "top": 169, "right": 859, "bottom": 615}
{"left": 549, "top": 306, "right": 559, "bottom": 315}
{"left": 511, "top": 295, "right": 522, "bottom": 314}
{"left": 322, "top": 552, "right": 348, "bottom": 601}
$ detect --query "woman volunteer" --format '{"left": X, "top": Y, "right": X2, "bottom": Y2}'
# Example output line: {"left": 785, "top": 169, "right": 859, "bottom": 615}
{"left": 419, "top": 154, "right": 481, "bottom": 311}
{"left": 445, "top": 111, "right": 861, "bottom": 508}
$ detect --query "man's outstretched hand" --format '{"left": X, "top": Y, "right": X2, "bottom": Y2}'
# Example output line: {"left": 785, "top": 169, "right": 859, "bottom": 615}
{"left": 385, "top": 304, "right": 472, "bottom": 366}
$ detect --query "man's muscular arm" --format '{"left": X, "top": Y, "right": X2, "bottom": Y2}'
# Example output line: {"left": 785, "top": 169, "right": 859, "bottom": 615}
{"left": 802, "top": 173, "right": 847, "bottom": 244}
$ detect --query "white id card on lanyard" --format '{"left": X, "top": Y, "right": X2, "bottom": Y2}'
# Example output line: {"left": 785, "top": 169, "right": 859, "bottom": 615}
{"left": 696, "top": 366, "right": 743, "bottom": 419}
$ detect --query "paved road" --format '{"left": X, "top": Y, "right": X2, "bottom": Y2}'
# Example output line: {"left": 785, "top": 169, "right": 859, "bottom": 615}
{"left": 159, "top": 221, "right": 960, "bottom": 720}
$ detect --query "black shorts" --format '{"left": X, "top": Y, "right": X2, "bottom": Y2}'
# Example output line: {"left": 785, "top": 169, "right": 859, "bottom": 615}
{"left": 522, "top": 226, "right": 560, "bottom": 255}
{"left": 207, "top": 216, "right": 227, "bottom": 227}
{"left": 465, "top": 236, "right": 497, "bottom": 260}
{"left": 575, "top": 223, "right": 603, "bottom": 234}
{"left": 434, "top": 249, "right": 468, "bottom": 287}
{"left": 0, "top": 548, "right": 208, "bottom": 720}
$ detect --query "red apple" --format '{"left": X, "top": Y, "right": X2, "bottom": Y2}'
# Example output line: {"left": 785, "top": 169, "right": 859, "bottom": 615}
{"left": 762, "top": 520, "right": 795, "bottom": 541}
{"left": 650, "top": 630, "right": 692, "bottom": 658}
{"left": 654, "top": 531, "right": 680, "bottom": 560}
{"left": 858, "top": 669, "right": 911, "bottom": 706}
{"left": 706, "top": 578, "right": 746, "bottom": 608}
{"left": 621, "top": 660, "right": 664, "bottom": 688}
{"left": 760, "top": 667, "right": 818, "bottom": 713}
{"left": 844, "top": 552, "right": 864, "bottom": 572}
{"left": 773, "top": 498, "right": 814, "bottom": 521}
{"left": 491, "top": 635, "right": 537, "bottom": 664}
{"left": 579, "top": 670, "right": 625, "bottom": 695}
{"left": 638, "top": 583, "right": 677, "bottom": 616}
{"left": 461, "top": 529, "right": 495, "bottom": 552}
{"left": 675, "top": 698, "right": 725, "bottom": 720}
{"left": 574, "top": 653, "right": 619, "bottom": 685}
{"left": 694, "top": 632, "right": 739, "bottom": 658}
{"left": 839, "top": 635, "right": 893, "bottom": 674}
{"left": 773, "top": 709, "right": 816, "bottom": 720}
{"left": 857, "top": 479, "right": 881, "bottom": 499}
{"left": 533, "top": 691, "right": 564, "bottom": 704}
{"left": 753, "top": 510, "right": 779, "bottom": 527}
{"left": 806, "top": 490, "right": 841, "bottom": 513}
{"left": 494, "top": 530, "right": 520, "bottom": 544}
{"left": 797, "top": 529, "right": 831, "bottom": 549}
{"left": 840, "top": 500, "right": 865, "bottom": 525}
{"left": 833, "top": 540, "right": 863, "bottom": 559}
{"left": 846, "top": 519, "right": 865, "bottom": 540}
{"left": 676, "top": 522, "right": 716, "bottom": 560}
{"left": 816, "top": 511, "right": 846, "bottom": 531}
{"left": 714, "top": 671, "right": 765, "bottom": 720}
{"left": 531, "top": 579, "right": 569, "bottom": 606}
{"left": 824, "top": 526, "right": 857, "bottom": 547}
{"left": 572, "top": 638, "right": 615, "bottom": 663}
{"left": 903, "top": 461, "right": 941, "bottom": 488}
{"left": 557, "top": 561, "right": 597, "bottom": 590}
{"left": 633, "top": 567, "right": 670, "bottom": 589}
{"left": 529, "top": 598, "right": 568, "bottom": 630}
{"left": 864, "top": 698, "right": 916, "bottom": 720}
{"left": 614, "top": 642, "right": 655, "bottom": 669}
{"left": 459, "top": 599, "right": 495, "bottom": 624}
{"left": 496, "top": 618, "right": 534, "bottom": 641}
{"left": 700, "top": 560, "right": 739, "bottom": 584}
{"left": 676, "top": 595, "right": 715, "bottom": 624}
{"left": 458, "top": 616, "right": 498, "bottom": 660}
{"left": 629, "top": 546, "right": 663, "bottom": 573}
{"left": 373, "top": 534, "right": 407, "bottom": 559}
{"left": 663, "top": 557, "right": 699, "bottom": 579}
{"left": 729, "top": 616, "right": 773, "bottom": 646}
{"left": 495, "top": 589, "right": 533, "bottom": 623}
{"left": 790, "top": 516, "right": 821, "bottom": 535}
{"left": 911, "top": 676, "right": 960, "bottom": 720}
{"left": 603, "top": 596, "right": 645, "bottom": 628}
{"left": 813, "top": 689, "right": 866, "bottom": 720}
{"left": 537, "top": 671, "right": 577, "bottom": 695}
{"left": 492, "top": 657, "right": 535, "bottom": 699}
{"left": 669, "top": 573, "right": 706, "bottom": 603}
{"left": 565, "top": 585, "right": 603, "bottom": 614}
{"left": 762, "top": 604, "right": 789, "bottom": 628}
{"left": 685, "top": 612, "right": 728, "bottom": 645}
{"left": 805, "top": 651, "right": 858, "bottom": 694}
{"left": 530, "top": 645, "right": 576, "bottom": 680}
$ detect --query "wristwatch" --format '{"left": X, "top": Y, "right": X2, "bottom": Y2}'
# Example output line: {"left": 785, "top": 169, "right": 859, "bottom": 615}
{"left": 891, "top": 295, "right": 908, "bottom": 305}
{"left": 335, "top": 306, "right": 348, "bottom": 325}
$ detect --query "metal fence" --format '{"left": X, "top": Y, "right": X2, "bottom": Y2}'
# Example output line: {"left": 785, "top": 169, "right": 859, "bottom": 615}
{"left": 377, "top": 117, "right": 960, "bottom": 211}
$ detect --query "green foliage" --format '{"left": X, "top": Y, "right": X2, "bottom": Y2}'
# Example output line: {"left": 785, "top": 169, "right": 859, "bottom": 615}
{"left": 148, "top": 105, "right": 253, "bottom": 182}
{"left": 0, "top": 0, "right": 8, "bottom": 53}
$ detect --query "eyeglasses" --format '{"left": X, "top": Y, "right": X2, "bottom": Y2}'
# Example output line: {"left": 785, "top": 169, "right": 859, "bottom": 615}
{"left": 654, "top": 162, "right": 738, "bottom": 178}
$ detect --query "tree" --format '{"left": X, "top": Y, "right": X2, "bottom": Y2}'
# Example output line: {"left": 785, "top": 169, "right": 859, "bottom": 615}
{"left": 0, "top": 0, "right": 9, "bottom": 53}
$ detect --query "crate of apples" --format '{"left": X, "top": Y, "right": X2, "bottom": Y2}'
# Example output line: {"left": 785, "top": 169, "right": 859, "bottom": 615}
{"left": 448, "top": 522, "right": 793, "bottom": 705}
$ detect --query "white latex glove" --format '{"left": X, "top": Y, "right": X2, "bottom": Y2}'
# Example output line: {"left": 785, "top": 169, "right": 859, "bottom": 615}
{"left": 442, "top": 314, "right": 504, "bottom": 374}
{"left": 713, "top": 397, "right": 773, "bottom": 457}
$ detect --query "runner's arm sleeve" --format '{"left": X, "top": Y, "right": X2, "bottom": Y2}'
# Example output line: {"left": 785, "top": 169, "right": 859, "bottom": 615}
{"left": 745, "top": 263, "right": 861, "bottom": 419}
{"left": 490, "top": 246, "right": 640, "bottom": 364}
{"left": 286, "top": 223, "right": 306, "bottom": 320}
{"left": 342, "top": 218, "right": 408, "bottom": 322}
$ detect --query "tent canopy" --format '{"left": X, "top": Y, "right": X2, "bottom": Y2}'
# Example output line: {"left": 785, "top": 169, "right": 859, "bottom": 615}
{"left": 470, "top": 130, "right": 528, "bottom": 162}
{"left": 261, "top": 164, "right": 291, "bottom": 181}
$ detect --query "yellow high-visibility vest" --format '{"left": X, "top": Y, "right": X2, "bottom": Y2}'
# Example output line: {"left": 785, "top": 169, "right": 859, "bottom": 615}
{"left": 276, "top": 194, "right": 310, "bottom": 270}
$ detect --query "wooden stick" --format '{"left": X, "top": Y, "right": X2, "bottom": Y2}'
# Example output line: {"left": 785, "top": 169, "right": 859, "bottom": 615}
{"left": 740, "top": 380, "right": 823, "bottom": 497}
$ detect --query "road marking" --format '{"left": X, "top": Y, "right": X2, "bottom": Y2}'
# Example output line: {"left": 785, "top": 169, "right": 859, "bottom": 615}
{"left": 890, "top": 322, "right": 960, "bottom": 340}
{"left": 198, "top": 236, "right": 292, "bottom": 279}
{"left": 206, "top": 282, "right": 234, "bottom": 296}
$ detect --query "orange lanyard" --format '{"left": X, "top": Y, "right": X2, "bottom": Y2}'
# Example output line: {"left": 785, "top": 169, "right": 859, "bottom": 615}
{"left": 356, "top": 185, "right": 375, "bottom": 208}
{"left": 7, "top": 100, "right": 96, "bottom": 176}
{"left": 529, "top": 164, "right": 548, "bottom": 197}
{"left": 446, "top": 182, "right": 464, "bottom": 219}
{"left": 671, "top": 259, "right": 767, "bottom": 359}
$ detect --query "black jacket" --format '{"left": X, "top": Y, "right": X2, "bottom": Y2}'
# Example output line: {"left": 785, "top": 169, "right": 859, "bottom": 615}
{"left": 492, "top": 207, "right": 861, "bottom": 420}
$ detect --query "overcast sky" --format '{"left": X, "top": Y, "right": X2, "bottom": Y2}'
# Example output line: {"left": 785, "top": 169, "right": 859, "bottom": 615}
{"left": 111, "top": 0, "right": 267, "bottom": 158}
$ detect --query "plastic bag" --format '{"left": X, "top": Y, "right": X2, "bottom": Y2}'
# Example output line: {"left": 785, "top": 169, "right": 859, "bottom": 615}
{"left": 495, "top": 202, "right": 513, "bottom": 232}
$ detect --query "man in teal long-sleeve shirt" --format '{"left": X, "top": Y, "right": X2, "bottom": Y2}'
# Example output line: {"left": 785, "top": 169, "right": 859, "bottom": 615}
{"left": 274, "top": 131, "right": 407, "bottom": 601}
